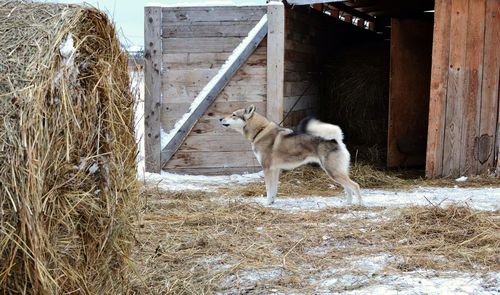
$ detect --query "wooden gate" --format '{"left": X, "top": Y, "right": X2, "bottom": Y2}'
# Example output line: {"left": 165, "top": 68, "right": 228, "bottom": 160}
{"left": 144, "top": 4, "right": 285, "bottom": 174}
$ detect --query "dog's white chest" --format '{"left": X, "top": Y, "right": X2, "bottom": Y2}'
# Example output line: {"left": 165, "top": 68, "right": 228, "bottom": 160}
{"left": 252, "top": 145, "right": 262, "bottom": 165}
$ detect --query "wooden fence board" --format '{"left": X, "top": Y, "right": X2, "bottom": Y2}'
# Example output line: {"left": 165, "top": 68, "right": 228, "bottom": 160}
{"left": 163, "top": 86, "right": 267, "bottom": 104}
{"left": 180, "top": 134, "right": 253, "bottom": 152}
{"left": 163, "top": 21, "right": 259, "bottom": 38}
{"left": 144, "top": 6, "right": 162, "bottom": 173}
{"left": 442, "top": 0, "right": 469, "bottom": 177}
{"left": 165, "top": 166, "right": 261, "bottom": 175}
{"left": 267, "top": 2, "right": 285, "bottom": 124}
{"left": 162, "top": 6, "right": 266, "bottom": 23}
{"left": 163, "top": 37, "right": 244, "bottom": 53}
{"left": 165, "top": 151, "right": 260, "bottom": 168}
{"left": 426, "top": 0, "right": 452, "bottom": 178}
{"left": 460, "top": 0, "right": 486, "bottom": 175}
{"left": 163, "top": 67, "right": 266, "bottom": 84}
{"left": 478, "top": 0, "right": 500, "bottom": 174}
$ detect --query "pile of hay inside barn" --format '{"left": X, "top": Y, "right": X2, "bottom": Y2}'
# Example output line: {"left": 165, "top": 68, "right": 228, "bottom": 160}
{"left": 0, "top": 1, "right": 138, "bottom": 294}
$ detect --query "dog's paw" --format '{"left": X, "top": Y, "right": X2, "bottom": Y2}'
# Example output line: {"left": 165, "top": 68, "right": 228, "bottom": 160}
{"left": 265, "top": 198, "right": 275, "bottom": 206}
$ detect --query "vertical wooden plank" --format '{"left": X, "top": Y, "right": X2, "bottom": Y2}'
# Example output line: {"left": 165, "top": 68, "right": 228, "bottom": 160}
{"left": 426, "top": 0, "right": 452, "bottom": 178}
{"left": 144, "top": 6, "right": 162, "bottom": 173}
{"left": 267, "top": 2, "right": 285, "bottom": 123}
{"left": 460, "top": 0, "right": 486, "bottom": 175}
{"left": 442, "top": 0, "right": 469, "bottom": 177}
{"left": 478, "top": 0, "right": 500, "bottom": 174}
{"left": 387, "top": 19, "right": 433, "bottom": 168}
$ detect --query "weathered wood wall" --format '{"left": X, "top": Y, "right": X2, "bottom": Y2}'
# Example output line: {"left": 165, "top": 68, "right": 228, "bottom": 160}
{"left": 283, "top": 7, "right": 323, "bottom": 127}
{"left": 426, "top": 0, "right": 500, "bottom": 177}
{"left": 387, "top": 18, "right": 433, "bottom": 168}
{"left": 150, "top": 5, "right": 267, "bottom": 174}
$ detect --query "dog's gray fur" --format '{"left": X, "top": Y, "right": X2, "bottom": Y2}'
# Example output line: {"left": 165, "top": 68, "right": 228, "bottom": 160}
{"left": 221, "top": 105, "right": 362, "bottom": 205}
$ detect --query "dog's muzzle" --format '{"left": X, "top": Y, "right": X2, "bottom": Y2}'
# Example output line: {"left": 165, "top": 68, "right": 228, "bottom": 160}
{"left": 220, "top": 118, "right": 230, "bottom": 127}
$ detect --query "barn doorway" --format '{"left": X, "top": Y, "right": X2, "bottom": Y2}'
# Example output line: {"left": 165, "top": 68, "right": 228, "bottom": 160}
{"left": 284, "top": 2, "right": 434, "bottom": 169}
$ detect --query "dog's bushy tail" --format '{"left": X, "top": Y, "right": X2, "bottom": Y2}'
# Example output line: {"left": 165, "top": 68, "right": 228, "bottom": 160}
{"left": 298, "top": 117, "right": 344, "bottom": 142}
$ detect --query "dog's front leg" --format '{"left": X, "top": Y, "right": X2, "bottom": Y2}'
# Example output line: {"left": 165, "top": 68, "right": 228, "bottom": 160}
{"left": 263, "top": 168, "right": 280, "bottom": 205}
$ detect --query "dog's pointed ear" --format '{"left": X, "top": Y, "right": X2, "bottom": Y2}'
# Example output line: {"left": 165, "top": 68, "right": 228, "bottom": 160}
{"left": 243, "top": 105, "right": 256, "bottom": 120}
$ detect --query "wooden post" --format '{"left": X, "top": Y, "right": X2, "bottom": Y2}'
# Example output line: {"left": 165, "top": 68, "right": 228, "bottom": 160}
{"left": 160, "top": 15, "right": 269, "bottom": 168}
{"left": 267, "top": 1, "right": 285, "bottom": 124}
{"left": 460, "top": 0, "right": 486, "bottom": 175}
{"left": 425, "top": 0, "right": 452, "bottom": 178}
{"left": 144, "top": 6, "right": 162, "bottom": 173}
{"left": 478, "top": 0, "right": 500, "bottom": 174}
{"left": 441, "top": 0, "right": 468, "bottom": 177}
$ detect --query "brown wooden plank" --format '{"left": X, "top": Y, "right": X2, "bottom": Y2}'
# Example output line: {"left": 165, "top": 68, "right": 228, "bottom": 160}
{"left": 426, "top": 0, "right": 453, "bottom": 178}
{"left": 460, "top": 0, "right": 486, "bottom": 175}
{"left": 478, "top": 0, "right": 500, "bottom": 174}
{"left": 267, "top": 2, "right": 285, "bottom": 124}
{"left": 163, "top": 21, "right": 259, "bottom": 38}
{"left": 163, "top": 67, "right": 266, "bottom": 86}
{"left": 179, "top": 134, "right": 253, "bottom": 152}
{"left": 162, "top": 101, "right": 267, "bottom": 125}
{"left": 163, "top": 51, "right": 266, "bottom": 69}
{"left": 161, "top": 16, "right": 268, "bottom": 169}
{"left": 165, "top": 151, "right": 260, "bottom": 168}
{"left": 387, "top": 18, "right": 433, "bottom": 168}
{"left": 442, "top": 0, "right": 469, "bottom": 177}
{"left": 164, "top": 166, "right": 261, "bottom": 175}
{"left": 163, "top": 84, "right": 267, "bottom": 103}
{"left": 163, "top": 85, "right": 267, "bottom": 104}
{"left": 162, "top": 6, "right": 266, "bottom": 23}
{"left": 144, "top": 6, "right": 162, "bottom": 173}
{"left": 162, "top": 37, "right": 243, "bottom": 53}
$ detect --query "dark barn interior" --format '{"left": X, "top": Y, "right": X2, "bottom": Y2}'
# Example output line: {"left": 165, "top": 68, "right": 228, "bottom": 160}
{"left": 283, "top": 0, "right": 435, "bottom": 168}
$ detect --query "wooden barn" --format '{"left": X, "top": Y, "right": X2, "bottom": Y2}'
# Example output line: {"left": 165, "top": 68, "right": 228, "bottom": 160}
{"left": 144, "top": 0, "right": 499, "bottom": 177}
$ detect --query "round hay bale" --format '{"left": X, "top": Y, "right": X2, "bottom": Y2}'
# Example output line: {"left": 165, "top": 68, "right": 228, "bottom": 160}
{"left": 0, "top": 1, "right": 138, "bottom": 294}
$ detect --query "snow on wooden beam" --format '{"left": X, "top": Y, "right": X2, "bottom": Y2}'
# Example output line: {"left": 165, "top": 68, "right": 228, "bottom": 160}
{"left": 160, "top": 14, "right": 268, "bottom": 168}
{"left": 287, "top": 0, "right": 344, "bottom": 5}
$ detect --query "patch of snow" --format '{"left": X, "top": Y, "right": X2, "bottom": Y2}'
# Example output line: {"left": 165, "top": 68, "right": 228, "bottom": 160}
{"left": 55, "top": 32, "right": 78, "bottom": 84}
{"left": 222, "top": 268, "right": 284, "bottom": 290}
{"left": 141, "top": 170, "right": 263, "bottom": 192}
{"left": 159, "top": 14, "right": 267, "bottom": 151}
{"left": 305, "top": 246, "right": 331, "bottom": 256}
{"left": 456, "top": 176, "right": 468, "bottom": 182}
{"left": 233, "top": 187, "right": 500, "bottom": 212}
{"left": 88, "top": 163, "right": 99, "bottom": 174}
{"left": 59, "top": 32, "right": 74, "bottom": 58}
{"left": 348, "top": 254, "right": 392, "bottom": 274}
{"left": 341, "top": 271, "right": 500, "bottom": 295}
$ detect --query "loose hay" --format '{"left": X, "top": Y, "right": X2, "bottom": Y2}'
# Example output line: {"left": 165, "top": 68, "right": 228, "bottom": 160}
{"left": 132, "top": 189, "right": 499, "bottom": 294}
{"left": 388, "top": 205, "right": 500, "bottom": 271}
{"left": 0, "top": 1, "right": 138, "bottom": 294}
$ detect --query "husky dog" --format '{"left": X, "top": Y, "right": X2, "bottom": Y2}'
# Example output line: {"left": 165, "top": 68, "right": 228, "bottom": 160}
{"left": 220, "top": 105, "right": 362, "bottom": 206}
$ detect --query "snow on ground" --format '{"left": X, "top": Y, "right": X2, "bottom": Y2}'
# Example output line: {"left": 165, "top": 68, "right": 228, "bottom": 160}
{"left": 236, "top": 186, "right": 500, "bottom": 212}
{"left": 141, "top": 170, "right": 264, "bottom": 191}
{"left": 314, "top": 271, "right": 500, "bottom": 295}
{"left": 217, "top": 256, "right": 500, "bottom": 295}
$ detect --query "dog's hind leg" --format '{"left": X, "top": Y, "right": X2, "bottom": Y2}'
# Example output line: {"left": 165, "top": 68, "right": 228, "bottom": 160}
{"left": 320, "top": 160, "right": 362, "bottom": 205}
{"left": 264, "top": 168, "right": 280, "bottom": 205}
{"left": 333, "top": 174, "right": 362, "bottom": 206}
